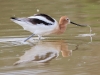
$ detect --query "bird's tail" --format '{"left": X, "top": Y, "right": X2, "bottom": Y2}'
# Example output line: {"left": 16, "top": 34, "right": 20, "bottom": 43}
{"left": 11, "top": 17, "right": 17, "bottom": 20}
{"left": 10, "top": 17, "right": 25, "bottom": 21}
{"left": 10, "top": 17, "right": 32, "bottom": 30}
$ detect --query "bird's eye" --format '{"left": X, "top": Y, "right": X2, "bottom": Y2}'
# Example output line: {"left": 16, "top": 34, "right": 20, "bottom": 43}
{"left": 66, "top": 18, "right": 69, "bottom": 20}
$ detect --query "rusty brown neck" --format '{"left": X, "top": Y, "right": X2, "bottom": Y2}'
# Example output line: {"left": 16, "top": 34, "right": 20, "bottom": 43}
{"left": 55, "top": 22, "right": 67, "bottom": 34}
{"left": 53, "top": 16, "right": 68, "bottom": 34}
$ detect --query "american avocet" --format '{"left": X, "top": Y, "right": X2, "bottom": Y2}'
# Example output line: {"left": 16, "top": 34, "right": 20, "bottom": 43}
{"left": 10, "top": 13, "right": 86, "bottom": 42}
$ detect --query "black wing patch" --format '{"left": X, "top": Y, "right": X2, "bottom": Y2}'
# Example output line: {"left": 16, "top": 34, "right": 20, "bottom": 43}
{"left": 29, "top": 18, "right": 52, "bottom": 25}
{"left": 34, "top": 13, "right": 55, "bottom": 23}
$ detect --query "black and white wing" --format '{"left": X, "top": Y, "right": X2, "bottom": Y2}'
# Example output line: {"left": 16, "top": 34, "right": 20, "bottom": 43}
{"left": 28, "top": 13, "right": 55, "bottom": 25}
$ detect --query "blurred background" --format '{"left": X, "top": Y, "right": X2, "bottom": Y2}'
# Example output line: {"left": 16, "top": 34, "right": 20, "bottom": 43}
{"left": 0, "top": 0, "right": 100, "bottom": 75}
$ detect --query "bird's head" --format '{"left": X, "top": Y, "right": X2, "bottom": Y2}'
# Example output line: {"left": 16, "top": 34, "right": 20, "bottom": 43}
{"left": 59, "top": 16, "right": 87, "bottom": 27}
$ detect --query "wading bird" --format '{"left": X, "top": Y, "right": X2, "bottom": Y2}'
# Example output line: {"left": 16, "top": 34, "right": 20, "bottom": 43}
{"left": 11, "top": 14, "right": 86, "bottom": 42}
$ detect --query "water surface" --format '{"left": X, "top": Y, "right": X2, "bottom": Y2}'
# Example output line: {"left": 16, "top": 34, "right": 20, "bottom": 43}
{"left": 0, "top": 0, "right": 100, "bottom": 75}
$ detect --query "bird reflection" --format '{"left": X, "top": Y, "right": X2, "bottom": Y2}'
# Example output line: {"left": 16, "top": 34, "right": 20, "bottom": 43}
{"left": 14, "top": 41, "right": 72, "bottom": 65}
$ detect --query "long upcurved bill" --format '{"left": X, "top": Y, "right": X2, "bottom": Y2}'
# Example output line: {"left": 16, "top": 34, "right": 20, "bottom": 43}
{"left": 70, "top": 21, "right": 87, "bottom": 27}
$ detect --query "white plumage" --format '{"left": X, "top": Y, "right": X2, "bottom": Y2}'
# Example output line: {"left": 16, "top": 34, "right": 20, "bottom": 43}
{"left": 11, "top": 14, "right": 58, "bottom": 36}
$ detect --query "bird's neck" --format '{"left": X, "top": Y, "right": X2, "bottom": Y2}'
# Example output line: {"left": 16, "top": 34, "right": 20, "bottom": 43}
{"left": 55, "top": 23, "right": 67, "bottom": 34}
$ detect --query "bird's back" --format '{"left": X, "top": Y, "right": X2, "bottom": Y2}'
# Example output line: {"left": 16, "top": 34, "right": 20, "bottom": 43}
{"left": 11, "top": 14, "right": 58, "bottom": 35}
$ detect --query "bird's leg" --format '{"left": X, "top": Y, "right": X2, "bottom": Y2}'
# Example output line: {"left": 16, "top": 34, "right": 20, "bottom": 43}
{"left": 24, "top": 34, "right": 35, "bottom": 42}
{"left": 38, "top": 35, "right": 42, "bottom": 40}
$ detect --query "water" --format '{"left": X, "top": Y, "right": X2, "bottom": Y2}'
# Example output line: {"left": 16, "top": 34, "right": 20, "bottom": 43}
{"left": 76, "top": 25, "right": 95, "bottom": 43}
{"left": 0, "top": 0, "right": 100, "bottom": 75}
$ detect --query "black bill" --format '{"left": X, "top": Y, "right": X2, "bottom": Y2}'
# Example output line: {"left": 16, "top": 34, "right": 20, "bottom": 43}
{"left": 70, "top": 21, "right": 87, "bottom": 27}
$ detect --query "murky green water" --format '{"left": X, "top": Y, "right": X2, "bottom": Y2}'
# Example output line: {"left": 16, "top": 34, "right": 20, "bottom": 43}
{"left": 0, "top": 0, "right": 100, "bottom": 75}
